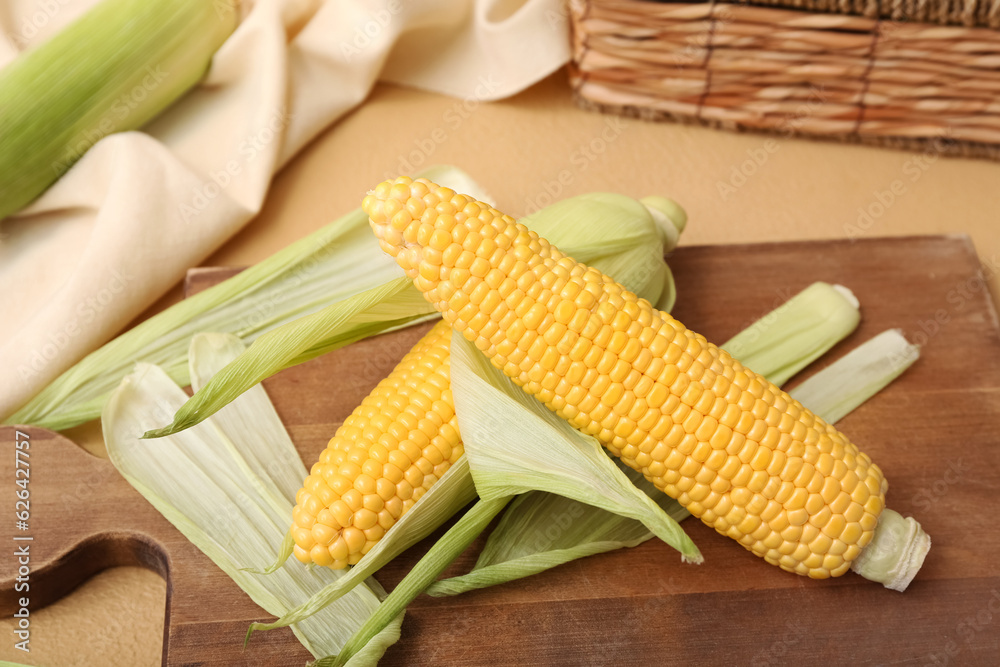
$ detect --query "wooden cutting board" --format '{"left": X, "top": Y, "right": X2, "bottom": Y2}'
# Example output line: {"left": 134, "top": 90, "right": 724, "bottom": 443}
{"left": 3, "top": 235, "right": 999, "bottom": 665}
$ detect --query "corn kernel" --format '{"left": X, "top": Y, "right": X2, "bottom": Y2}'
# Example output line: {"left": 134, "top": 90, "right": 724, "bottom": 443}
{"left": 310, "top": 545, "right": 334, "bottom": 567}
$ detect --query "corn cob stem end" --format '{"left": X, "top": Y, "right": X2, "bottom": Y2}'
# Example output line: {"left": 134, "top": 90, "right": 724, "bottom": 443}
{"left": 640, "top": 196, "right": 686, "bottom": 234}
{"left": 640, "top": 196, "right": 686, "bottom": 251}
{"left": 850, "top": 509, "right": 930, "bottom": 592}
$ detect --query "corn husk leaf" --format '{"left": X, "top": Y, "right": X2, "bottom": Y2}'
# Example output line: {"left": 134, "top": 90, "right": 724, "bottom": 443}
{"left": 721, "top": 282, "right": 860, "bottom": 386}
{"left": 449, "top": 330, "right": 702, "bottom": 562}
{"left": 427, "top": 473, "right": 686, "bottom": 597}
{"left": 0, "top": 0, "right": 237, "bottom": 221}
{"left": 143, "top": 277, "right": 433, "bottom": 438}
{"left": 787, "top": 328, "right": 920, "bottom": 423}
{"left": 102, "top": 333, "right": 399, "bottom": 661}
{"left": 524, "top": 192, "right": 682, "bottom": 311}
{"left": 317, "top": 497, "right": 512, "bottom": 667}
{"left": 338, "top": 617, "right": 404, "bottom": 667}
{"left": 6, "top": 165, "right": 488, "bottom": 431}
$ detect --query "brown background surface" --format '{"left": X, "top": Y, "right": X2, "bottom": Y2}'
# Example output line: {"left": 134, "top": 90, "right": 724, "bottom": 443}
{"left": 2, "top": 70, "right": 1000, "bottom": 665}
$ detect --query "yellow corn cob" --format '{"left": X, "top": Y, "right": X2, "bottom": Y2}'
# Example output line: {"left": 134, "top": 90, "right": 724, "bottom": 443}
{"left": 291, "top": 320, "right": 462, "bottom": 568}
{"left": 363, "top": 176, "right": 888, "bottom": 579}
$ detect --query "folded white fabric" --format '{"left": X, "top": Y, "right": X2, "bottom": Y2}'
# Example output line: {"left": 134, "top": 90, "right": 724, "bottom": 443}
{"left": 0, "top": 0, "right": 569, "bottom": 421}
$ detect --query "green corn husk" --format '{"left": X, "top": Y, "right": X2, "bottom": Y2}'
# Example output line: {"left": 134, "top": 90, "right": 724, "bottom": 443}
{"left": 426, "top": 470, "right": 684, "bottom": 598}
{"left": 316, "top": 496, "right": 513, "bottom": 667}
{"left": 103, "top": 333, "right": 400, "bottom": 662}
{"left": 0, "top": 0, "right": 237, "bottom": 221}
{"left": 786, "top": 328, "right": 920, "bottom": 423}
{"left": 141, "top": 276, "right": 434, "bottom": 439}
{"left": 144, "top": 190, "right": 685, "bottom": 439}
{"left": 448, "top": 329, "right": 700, "bottom": 563}
{"left": 721, "top": 282, "right": 861, "bottom": 386}
{"left": 4, "top": 166, "right": 489, "bottom": 430}
{"left": 525, "top": 192, "right": 683, "bottom": 312}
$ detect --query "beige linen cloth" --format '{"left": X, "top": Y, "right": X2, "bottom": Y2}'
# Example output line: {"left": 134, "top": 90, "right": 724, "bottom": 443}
{"left": 0, "top": 0, "right": 569, "bottom": 421}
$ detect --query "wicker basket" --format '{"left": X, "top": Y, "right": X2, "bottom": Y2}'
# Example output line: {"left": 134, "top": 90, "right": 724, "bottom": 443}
{"left": 569, "top": 0, "right": 1000, "bottom": 159}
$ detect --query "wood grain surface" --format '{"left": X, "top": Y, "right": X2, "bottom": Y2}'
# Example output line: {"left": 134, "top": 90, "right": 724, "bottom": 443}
{"left": 3, "top": 235, "right": 998, "bottom": 665}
